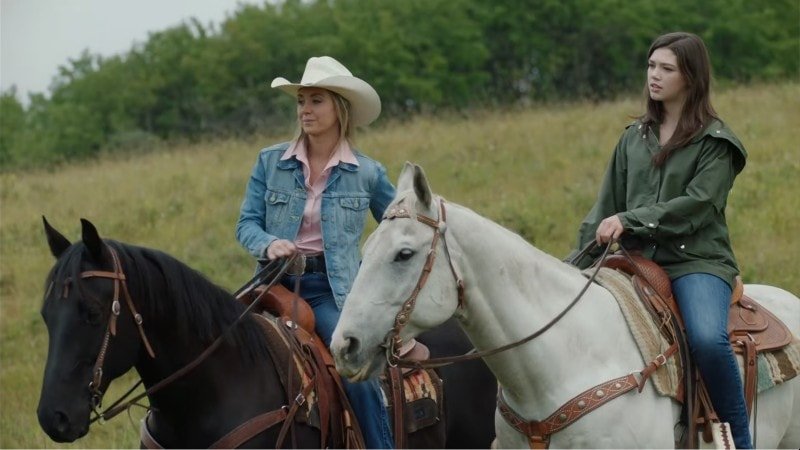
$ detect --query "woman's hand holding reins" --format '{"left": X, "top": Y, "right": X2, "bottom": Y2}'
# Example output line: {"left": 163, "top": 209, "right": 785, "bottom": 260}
{"left": 267, "top": 239, "right": 298, "bottom": 260}
{"left": 595, "top": 215, "right": 625, "bottom": 245}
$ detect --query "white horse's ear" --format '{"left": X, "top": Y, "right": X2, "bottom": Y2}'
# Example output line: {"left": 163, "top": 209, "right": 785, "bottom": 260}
{"left": 397, "top": 161, "right": 416, "bottom": 192}
{"left": 412, "top": 164, "right": 434, "bottom": 212}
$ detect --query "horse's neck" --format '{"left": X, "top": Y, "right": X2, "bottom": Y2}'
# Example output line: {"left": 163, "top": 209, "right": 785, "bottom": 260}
{"left": 135, "top": 317, "right": 276, "bottom": 444}
{"left": 446, "top": 205, "right": 640, "bottom": 416}
{"left": 131, "top": 268, "right": 265, "bottom": 402}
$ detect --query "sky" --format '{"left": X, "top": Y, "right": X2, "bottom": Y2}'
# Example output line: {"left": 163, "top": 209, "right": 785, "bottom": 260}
{"left": 1, "top": 0, "right": 259, "bottom": 104}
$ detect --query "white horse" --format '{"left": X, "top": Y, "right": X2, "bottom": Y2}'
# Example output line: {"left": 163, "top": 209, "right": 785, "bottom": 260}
{"left": 331, "top": 162, "right": 800, "bottom": 449}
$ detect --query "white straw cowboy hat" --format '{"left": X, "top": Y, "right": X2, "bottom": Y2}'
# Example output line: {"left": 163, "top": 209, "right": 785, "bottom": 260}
{"left": 271, "top": 56, "right": 381, "bottom": 127}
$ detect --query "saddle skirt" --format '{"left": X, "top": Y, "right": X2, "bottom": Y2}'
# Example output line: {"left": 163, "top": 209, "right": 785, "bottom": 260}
{"left": 382, "top": 365, "right": 444, "bottom": 433}
{"left": 254, "top": 314, "right": 320, "bottom": 424}
{"left": 585, "top": 264, "right": 800, "bottom": 402}
{"left": 601, "top": 254, "right": 794, "bottom": 353}
{"left": 241, "top": 284, "right": 444, "bottom": 448}
{"left": 242, "top": 284, "right": 365, "bottom": 449}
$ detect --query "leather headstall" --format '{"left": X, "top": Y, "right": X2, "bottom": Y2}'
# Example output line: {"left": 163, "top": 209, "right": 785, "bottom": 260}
{"left": 380, "top": 208, "right": 615, "bottom": 373}
{"left": 62, "top": 244, "right": 156, "bottom": 410}
{"left": 380, "top": 198, "right": 466, "bottom": 367}
{"left": 84, "top": 254, "right": 302, "bottom": 448}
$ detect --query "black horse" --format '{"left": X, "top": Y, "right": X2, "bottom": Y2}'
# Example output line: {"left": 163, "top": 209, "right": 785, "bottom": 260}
{"left": 37, "top": 218, "right": 496, "bottom": 448}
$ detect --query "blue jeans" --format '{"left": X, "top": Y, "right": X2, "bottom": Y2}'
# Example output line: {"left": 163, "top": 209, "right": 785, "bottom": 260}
{"left": 673, "top": 273, "right": 752, "bottom": 449}
{"left": 283, "top": 273, "right": 394, "bottom": 449}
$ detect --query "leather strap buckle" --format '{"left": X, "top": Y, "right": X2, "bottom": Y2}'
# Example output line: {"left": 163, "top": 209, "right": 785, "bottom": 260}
{"left": 285, "top": 254, "right": 306, "bottom": 276}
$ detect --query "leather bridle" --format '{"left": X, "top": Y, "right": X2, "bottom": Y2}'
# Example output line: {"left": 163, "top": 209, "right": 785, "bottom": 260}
{"left": 56, "top": 244, "right": 326, "bottom": 447}
{"left": 379, "top": 198, "right": 614, "bottom": 371}
{"left": 379, "top": 197, "right": 465, "bottom": 367}
{"left": 61, "top": 244, "right": 156, "bottom": 411}
{"left": 59, "top": 244, "right": 297, "bottom": 428}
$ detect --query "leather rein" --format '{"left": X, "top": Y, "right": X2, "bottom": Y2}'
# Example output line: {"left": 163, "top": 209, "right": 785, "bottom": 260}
{"left": 381, "top": 198, "right": 613, "bottom": 370}
{"left": 63, "top": 245, "right": 299, "bottom": 447}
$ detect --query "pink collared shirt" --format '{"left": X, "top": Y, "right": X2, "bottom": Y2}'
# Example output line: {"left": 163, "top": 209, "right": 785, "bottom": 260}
{"left": 280, "top": 139, "right": 359, "bottom": 254}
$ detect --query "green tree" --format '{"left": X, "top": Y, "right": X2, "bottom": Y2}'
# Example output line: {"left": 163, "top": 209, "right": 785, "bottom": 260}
{"left": 0, "top": 88, "right": 25, "bottom": 167}
{"left": 334, "top": 0, "right": 489, "bottom": 113}
{"left": 3, "top": 0, "right": 797, "bottom": 169}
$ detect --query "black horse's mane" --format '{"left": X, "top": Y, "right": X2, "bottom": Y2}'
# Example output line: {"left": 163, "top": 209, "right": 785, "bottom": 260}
{"left": 46, "top": 239, "right": 269, "bottom": 363}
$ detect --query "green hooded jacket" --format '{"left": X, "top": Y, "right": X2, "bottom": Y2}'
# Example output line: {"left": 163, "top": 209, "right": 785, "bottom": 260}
{"left": 571, "top": 118, "right": 747, "bottom": 288}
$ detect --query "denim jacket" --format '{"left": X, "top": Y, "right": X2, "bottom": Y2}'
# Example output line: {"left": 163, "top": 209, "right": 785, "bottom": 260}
{"left": 236, "top": 141, "right": 396, "bottom": 308}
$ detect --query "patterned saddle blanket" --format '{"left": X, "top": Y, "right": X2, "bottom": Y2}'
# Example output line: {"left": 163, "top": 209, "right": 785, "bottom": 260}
{"left": 586, "top": 267, "right": 800, "bottom": 399}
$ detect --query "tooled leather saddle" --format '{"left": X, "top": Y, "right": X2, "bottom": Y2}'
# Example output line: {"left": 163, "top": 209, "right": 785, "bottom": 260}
{"left": 240, "top": 284, "right": 444, "bottom": 449}
{"left": 601, "top": 253, "right": 794, "bottom": 445}
{"left": 240, "top": 284, "right": 364, "bottom": 449}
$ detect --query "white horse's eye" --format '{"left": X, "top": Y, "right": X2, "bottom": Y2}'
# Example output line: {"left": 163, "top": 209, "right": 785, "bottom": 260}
{"left": 394, "top": 248, "right": 415, "bottom": 262}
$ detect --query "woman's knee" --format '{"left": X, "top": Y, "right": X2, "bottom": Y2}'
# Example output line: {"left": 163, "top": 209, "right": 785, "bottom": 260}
{"left": 686, "top": 328, "right": 731, "bottom": 361}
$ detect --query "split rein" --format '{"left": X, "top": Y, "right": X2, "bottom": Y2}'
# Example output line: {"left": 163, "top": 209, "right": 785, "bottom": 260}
{"left": 77, "top": 248, "right": 298, "bottom": 425}
{"left": 382, "top": 200, "right": 614, "bottom": 370}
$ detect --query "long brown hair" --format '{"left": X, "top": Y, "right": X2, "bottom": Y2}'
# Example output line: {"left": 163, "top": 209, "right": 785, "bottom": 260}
{"left": 640, "top": 32, "right": 719, "bottom": 166}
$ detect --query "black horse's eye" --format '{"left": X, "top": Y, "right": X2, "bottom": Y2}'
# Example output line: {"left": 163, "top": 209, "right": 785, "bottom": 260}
{"left": 79, "top": 301, "right": 104, "bottom": 326}
{"left": 394, "top": 248, "right": 415, "bottom": 262}
{"left": 87, "top": 308, "right": 103, "bottom": 326}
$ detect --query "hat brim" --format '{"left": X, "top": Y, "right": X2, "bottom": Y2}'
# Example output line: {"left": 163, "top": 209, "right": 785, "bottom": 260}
{"left": 271, "top": 75, "right": 381, "bottom": 127}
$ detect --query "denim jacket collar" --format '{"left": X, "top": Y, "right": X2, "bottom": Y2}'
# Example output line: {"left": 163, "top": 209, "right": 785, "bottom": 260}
{"left": 276, "top": 156, "right": 360, "bottom": 191}
{"left": 276, "top": 157, "right": 300, "bottom": 171}
{"left": 276, "top": 156, "right": 360, "bottom": 172}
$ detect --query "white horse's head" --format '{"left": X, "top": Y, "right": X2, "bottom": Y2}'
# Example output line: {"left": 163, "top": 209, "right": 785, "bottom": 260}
{"left": 331, "top": 162, "right": 463, "bottom": 380}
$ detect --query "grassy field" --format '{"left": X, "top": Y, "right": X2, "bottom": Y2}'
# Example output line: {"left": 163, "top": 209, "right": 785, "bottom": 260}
{"left": 1, "top": 82, "right": 798, "bottom": 448}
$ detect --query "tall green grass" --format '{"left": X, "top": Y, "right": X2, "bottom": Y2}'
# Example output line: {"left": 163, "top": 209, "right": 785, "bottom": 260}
{"left": 1, "top": 82, "right": 797, "bottom": 448}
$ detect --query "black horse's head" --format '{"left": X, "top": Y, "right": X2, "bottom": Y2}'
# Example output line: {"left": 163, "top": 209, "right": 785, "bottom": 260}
{"left": 37, "top": 218, "right": 144, "bottom": 442}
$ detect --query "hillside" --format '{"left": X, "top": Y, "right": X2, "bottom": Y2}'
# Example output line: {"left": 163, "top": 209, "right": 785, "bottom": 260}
{"left": 1, "top": 82, "right": 798, "bottom": 447}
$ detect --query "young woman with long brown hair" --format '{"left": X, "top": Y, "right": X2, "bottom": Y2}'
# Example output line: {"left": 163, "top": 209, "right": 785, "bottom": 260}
{"left": 570, "top": 32, "right": 751, "bottom": 448}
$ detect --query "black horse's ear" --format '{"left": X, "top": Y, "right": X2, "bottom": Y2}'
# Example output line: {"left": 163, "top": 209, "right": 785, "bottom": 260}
{"left": 43, "top": 216, "right": 71, "bottom": 258}
{"left": 80, "top": 218, "right": 104, "bottom": 261}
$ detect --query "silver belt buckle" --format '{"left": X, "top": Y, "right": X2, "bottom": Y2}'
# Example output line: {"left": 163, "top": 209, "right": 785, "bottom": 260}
{"left": 286, "top": 254, "right": 306, "bottom": 276}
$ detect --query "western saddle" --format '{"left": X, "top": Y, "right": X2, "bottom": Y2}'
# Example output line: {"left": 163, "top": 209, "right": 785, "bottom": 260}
{"left": 239, "top": 284, "right": 440, "bottom": 449}
{"left": 600, "top": 253, "right": 793, "bottom": 446}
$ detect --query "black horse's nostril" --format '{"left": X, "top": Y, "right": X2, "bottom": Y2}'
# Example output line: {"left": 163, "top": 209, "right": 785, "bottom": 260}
{"left": 54, "top": 410, "right": 71, "bottom": 435}
{"left": 343, "top": 336, "right": 361, "bottom": 361}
